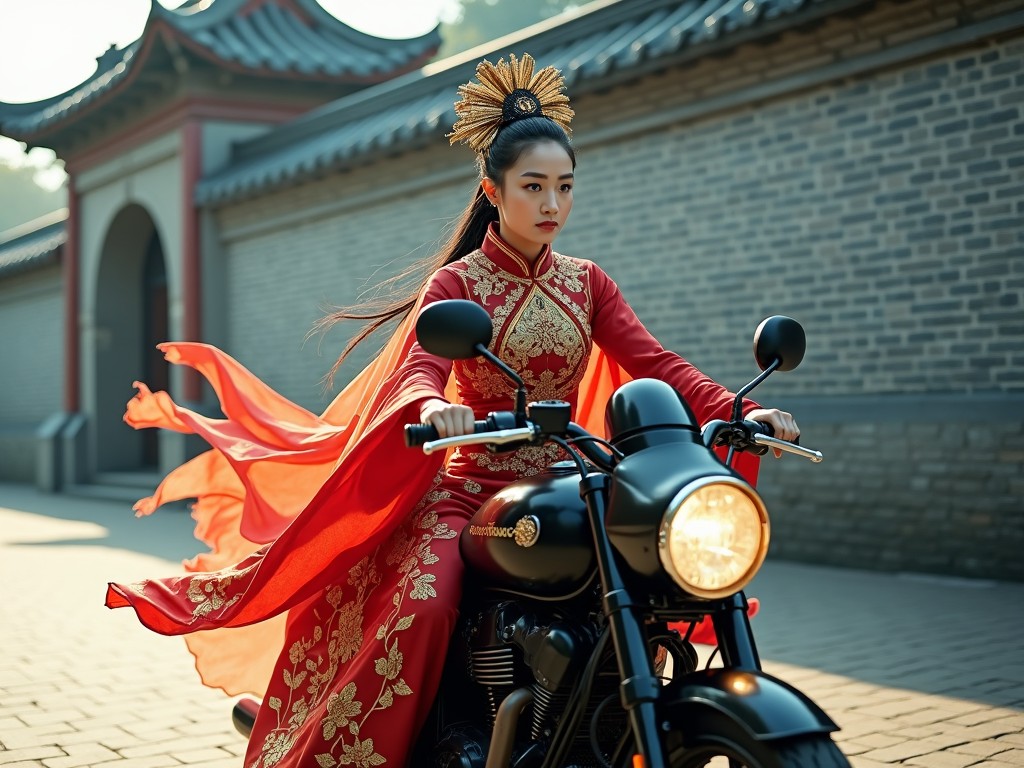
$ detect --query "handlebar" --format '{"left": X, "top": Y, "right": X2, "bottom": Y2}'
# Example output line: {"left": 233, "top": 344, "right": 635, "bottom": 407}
{"left": 406, "top": 410, "right": 821, "bottom": 467}
{"left": 420, "top": 427, "right": 538, "bottom": 456}
{"left": 752, "top": 433, "right": 823, "bottom": 462}
{"left": 406, "top": 413, "right": 545, "bottom": 456}
{"left": 404, "top": 420, "right": 493, "bottom": 447}
{"left": 404, "top": 411, "right": 617, "bottom": 469}
{"left": 742, "top": 420, "right": 822, "bottom": 461}
{"left": 702, "top": 419, "right": 823, "bottom": 463}
{"left": 405, "top": 410, "right": 527, "bottom": 449}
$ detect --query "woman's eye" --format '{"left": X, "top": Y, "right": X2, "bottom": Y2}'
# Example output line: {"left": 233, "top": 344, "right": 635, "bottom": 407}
{"left": 525, "top": 183, "right": 541, "bottom": 191}
{"left": 560, "top": 184, "right": 573, "bottom": 192}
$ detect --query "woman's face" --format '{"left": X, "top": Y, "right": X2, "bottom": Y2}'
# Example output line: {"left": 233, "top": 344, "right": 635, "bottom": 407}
{"left": 484, "top": 140, "right": 574, "bottom": 260}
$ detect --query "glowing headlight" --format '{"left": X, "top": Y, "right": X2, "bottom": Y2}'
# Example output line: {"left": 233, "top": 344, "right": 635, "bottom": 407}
{"left": 658, "top": 476, "right": 769, "bottom": 599}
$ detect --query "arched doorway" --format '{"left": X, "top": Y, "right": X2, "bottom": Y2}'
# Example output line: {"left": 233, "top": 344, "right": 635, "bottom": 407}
{"left": 93, "top": 204, "right": 169, "bottom": 472}
{"left": 141, "top": 231, "right": 169, "bottom": 465}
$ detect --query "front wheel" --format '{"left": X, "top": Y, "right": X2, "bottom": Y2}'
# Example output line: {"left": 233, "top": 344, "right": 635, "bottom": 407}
{"left": 668, "top": 733, "right": 851, "bottom": 768}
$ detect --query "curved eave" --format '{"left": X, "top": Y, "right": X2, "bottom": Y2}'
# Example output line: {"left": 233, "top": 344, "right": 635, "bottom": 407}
{"left": 0, "top": 1, "right": 441, "bottom": 142}
{"left": 0, "top": 42, "right": 143, "bottom": 141}
{"left": 158, "top": 0, "right": 443, "bottom": 56}
{"left": 198, "top": 0, "right": 868, "bottom": 206}
{"left": 0, "top": 211, "right": 68, "bottom": 280}
{"left": 200, "top": 86, "right": 455, "bottom": 205}
{"left": 161, "top": 2, "right": 441, "bottom": 83}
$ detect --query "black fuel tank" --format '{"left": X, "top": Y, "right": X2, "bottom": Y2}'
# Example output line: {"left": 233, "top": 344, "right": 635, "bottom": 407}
{"left": 459, "top": 463, "right": 595, "bottom": 598}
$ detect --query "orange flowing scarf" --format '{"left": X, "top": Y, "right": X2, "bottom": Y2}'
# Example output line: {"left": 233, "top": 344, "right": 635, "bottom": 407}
{"left": 115, "top": 292, "right": 757, "bottom": 695}
{"left": 114, "top": 296, "right": 639, "bottom": 696}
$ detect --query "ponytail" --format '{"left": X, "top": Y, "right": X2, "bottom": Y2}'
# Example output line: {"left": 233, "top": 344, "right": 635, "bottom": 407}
{"left": 314, "top": 185, "right": 497, "bottom": 387}
{"left": 316, "top": 115, "right": 574, "bottom": 388}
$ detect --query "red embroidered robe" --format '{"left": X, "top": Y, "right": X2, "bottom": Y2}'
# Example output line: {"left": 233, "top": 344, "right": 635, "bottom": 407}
{"left": 106, "top": 225, "right": 758, "bottom": 766}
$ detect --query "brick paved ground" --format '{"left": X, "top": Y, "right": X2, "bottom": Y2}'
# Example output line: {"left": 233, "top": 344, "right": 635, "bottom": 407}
{"left": 1, "top": 481, "right": 1022, "bottom": 767}
{"left": 749, "top": 566, "right": 1024, "bottom": 767}
{"left": 0, "top": 485, "right": 244, "bottom": 768}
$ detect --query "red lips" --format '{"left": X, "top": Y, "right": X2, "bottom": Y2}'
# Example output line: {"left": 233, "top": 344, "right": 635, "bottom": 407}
{"left": 537, "top": 222, "right": 558, "bottom": 231}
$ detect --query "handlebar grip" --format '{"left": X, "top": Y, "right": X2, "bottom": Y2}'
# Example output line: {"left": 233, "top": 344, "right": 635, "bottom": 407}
{"left": 746, "top": 420, "right": 774, "bottom": 438}
{"left": 749, "top": 420, "right": 802, "bottom": 445}
{"left": 404, "top": 419, "right": 491, "bottom": 447}
{"left": 738, "top": 420, "right": 774, "bottom": 456}
{"left": 404, "top": 423, "right": 439, "bottom": 447}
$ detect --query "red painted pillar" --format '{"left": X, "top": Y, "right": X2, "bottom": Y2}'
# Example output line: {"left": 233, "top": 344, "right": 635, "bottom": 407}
{"left": 181, "top": 120, "right": 202, "bottom": 400}
{"left": 64, "top": 179, "right": 80, "bottom": 412}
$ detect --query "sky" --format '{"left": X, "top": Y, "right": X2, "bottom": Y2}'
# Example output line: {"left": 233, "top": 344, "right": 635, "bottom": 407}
{"left": 0, "top": 0, "right": 460, "bottom": 186}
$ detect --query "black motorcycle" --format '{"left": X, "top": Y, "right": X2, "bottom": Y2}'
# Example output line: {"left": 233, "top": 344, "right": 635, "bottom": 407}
{"left": 234, "top": 299, "right": 848, "bottom": 768}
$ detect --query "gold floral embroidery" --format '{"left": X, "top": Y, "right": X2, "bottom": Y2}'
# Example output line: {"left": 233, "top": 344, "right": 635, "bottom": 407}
{"left": 461, "top": 250, "right": 517, "bottom": 307}
{"left": 186, "top": 573, "right": 242, "bottom": 620}
{"left": 456, "top": 359, "right": 516, "bottom": 401}
{"left": 254, "top": 478, "right": 456, "bottom": 768}
{"left": 340, "top": 736, "right": 388, "bottom": 766}
{"left": 499, "top": 288, "right": 587, "bottom": 402}
{"left": 463, "top": 480, "right": 482, "bottom": 494}
{"left": 322, "top": 682, "right": 361, "bottom": 739}
{"left": 260, "top": 732, "right": 296, "bottom": 766}
{"left": 464, "top": 442, "right": 567, "bottom": 475}
{"left": 453, "top": 250, "right": 593, "bottom": 403}
{"left": 545, "top": 253, "right": 591, "bottom": 329}
{"left": 460, "top": 252, "right": 526, "bottom": 321}
{"left": 549, "top": 252, "right": 586, "bottom": 294}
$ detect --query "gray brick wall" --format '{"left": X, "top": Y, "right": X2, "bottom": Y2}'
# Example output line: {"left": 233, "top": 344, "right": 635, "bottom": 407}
{"left": 217, "top": 150, "right": 472, "bottom": 410}
{"left": 558, "top": 9, "right": 1023, "bottom": 400}
{"left": 761, "top": 417, "right": 1024, "bottom": 581}
{"left": 0, "top": 265, "right": 64, "bottom": 481}
{"left": 209, "top": 0, "right": 1022, "bottom": 579}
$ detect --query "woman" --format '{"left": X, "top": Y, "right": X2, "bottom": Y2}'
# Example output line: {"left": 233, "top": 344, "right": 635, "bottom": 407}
{"left": 107, "top": 54, "right": 798, "bottom": 767}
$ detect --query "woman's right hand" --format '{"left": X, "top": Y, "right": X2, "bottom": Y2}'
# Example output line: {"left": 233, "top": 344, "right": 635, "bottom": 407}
{"left": 419, "top": 398, "right": 475, "bottom": 438}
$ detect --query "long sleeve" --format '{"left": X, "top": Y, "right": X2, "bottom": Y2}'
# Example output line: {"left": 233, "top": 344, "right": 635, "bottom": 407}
{"left": 587, "top": 262, "right": 757, "bottom": 425}
{"left": 370, "top": 266, "right": 469, "bottom": 421}
{"left": 104, "top": 266, "right": 472, "bottom": 644}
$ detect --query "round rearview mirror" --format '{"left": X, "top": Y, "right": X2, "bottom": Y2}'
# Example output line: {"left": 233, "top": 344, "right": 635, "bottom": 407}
{"left": 416, "top": 299, "right": 493, "bottom": 360}
{"left": 753, "top": 315, "right": 806, "bottom": 372}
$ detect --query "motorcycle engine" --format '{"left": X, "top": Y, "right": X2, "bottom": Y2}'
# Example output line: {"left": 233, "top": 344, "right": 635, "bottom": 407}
{"left": 464, "top": 601, "right": 626, "bottom": 766}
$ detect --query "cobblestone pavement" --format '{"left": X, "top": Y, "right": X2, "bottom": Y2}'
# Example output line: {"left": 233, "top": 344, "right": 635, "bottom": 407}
{"left": 1, "top": 481, "right": 1022, "bottom": 767}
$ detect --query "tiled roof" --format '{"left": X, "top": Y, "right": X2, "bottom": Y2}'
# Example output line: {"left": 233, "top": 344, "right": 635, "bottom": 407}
{"left": 0, "top": 41, "right": 143, "bottom": 137}
{"left": 161, "top": 0, "right": 440, "bottom": 78}
{"left": 0, "top": 210, "right": 68, "bottom": 278}
{"left": 0, "top": 0, "right": 440, "bottom": 138}
{"left": 196, "top": 0, "right": 865, "bottom": 205}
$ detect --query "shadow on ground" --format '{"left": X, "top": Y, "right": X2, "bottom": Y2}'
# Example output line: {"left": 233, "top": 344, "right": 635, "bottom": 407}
{"left": 3, "top": 482, "right": 1023, "bottom": 714}
{"left": 1, "top": 482, "right": 204, "bottom": 563}
{"left": 747, "top": 559, "right": 1024, "bottom": 712}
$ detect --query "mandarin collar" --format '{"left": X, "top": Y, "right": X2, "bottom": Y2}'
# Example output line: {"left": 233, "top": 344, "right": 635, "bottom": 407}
{"left": 480, "top": 223, "right": 552, "bottom": 278}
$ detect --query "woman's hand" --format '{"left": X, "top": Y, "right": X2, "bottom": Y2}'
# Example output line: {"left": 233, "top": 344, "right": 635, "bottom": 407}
{"left": 745, "top": 407, "right": 800, "bottom": 458}
{"left": 419, "top": 398, "right": 475, "bottom": 438}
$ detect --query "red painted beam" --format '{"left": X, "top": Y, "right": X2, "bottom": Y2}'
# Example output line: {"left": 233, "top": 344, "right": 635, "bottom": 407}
{"left": 64, "top": 179, "right": 80, "bottom": 412}
{"left": 181, "top": 120, "right": 202, "bottom": 401}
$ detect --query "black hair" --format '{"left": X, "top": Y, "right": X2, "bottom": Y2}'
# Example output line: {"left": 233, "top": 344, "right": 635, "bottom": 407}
{"left": 316, "top": 115, "right": 576, "bottom": 385}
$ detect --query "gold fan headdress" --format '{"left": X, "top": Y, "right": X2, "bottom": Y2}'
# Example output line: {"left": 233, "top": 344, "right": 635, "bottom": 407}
{"left": 448, "top": 53, "right": 574, "bottom": 153}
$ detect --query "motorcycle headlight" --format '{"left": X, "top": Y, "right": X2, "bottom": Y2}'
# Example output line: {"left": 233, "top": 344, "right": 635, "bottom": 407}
{"left": 658, "top": 476, "right": 769, "bottom": 599}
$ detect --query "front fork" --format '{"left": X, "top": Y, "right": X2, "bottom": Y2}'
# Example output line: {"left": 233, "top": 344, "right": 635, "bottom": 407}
{"left": 581, "top": 473, "right": 667, "bottom": 768}
{"left": 712, "top": 592, "right": 762, "bottom": 671}
{"left": 581, "top": 474, "right": 767, "bottom": 767}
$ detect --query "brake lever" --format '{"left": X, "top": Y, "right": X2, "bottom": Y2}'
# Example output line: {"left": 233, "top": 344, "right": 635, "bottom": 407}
{"left": 752, "top": 434, "right": 823, "bottom": 463}
{"left": 421, "top": 426, "right": 537, "bottom": 455}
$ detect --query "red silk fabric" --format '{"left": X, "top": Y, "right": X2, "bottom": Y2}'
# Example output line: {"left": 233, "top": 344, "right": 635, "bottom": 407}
{"left": 107, "top": 225, "right": 760, "bottom": 701}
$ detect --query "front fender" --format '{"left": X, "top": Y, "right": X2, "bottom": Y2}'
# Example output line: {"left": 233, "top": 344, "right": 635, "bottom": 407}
{"left": 663, "top": 668, "right": 838, "bottom": 743}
